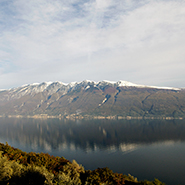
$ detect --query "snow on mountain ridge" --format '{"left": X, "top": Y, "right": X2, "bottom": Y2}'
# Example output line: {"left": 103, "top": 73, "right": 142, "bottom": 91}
{"left": 117, "top": 80, "right": 139, "bottom": 87}
{"left": 19, "top": 80, "right": 183, "bottom": 90}
{"left": 101, "top": 80, "right": 116, "bottom": 84}
{"left": 4, "top": 80, "right": 181, "bottom": 98}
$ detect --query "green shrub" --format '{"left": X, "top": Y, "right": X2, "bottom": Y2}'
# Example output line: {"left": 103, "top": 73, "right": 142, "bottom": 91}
{"left": 0, "top": 151, "right": 54, "bottom": 185}
{"left": 54, "top": 160, "right": 84, "bottom": 185}
{"left": 139, "top": 178, "right": 165, "bottom": 185}
{"left": 0, "top": 151, "right": 23, "bottom": 183}
{"left": 0, "top": 142, "right": 70, "bottom": 175}
{"left": 85, "top": 167, "right": 125, "bottom": 185}
{"left": 124, "top": 174, "right": 138, "bottom": 182}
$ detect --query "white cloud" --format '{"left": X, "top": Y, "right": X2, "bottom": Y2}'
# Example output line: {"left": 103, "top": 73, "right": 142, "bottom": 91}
{"left": 0, "top": 0, "right": 185, "bottom": 89}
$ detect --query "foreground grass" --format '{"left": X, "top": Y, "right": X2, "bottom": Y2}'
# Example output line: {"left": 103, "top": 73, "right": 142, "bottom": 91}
{"left": 0, "top": 143, "right": 165, "bottom": 185}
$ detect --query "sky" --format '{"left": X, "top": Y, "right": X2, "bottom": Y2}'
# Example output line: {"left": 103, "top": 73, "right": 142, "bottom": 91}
{"left": 0, "top": 0, "right": 185, "bottom": 89}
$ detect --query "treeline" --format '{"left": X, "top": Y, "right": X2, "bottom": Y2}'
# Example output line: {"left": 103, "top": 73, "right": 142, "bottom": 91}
{"left": 0, "top": 143, "right": 165, "bottom": 185}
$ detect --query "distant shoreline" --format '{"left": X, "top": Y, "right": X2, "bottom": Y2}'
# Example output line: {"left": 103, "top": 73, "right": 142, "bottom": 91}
{"left": 0, "top": 114, "right": 183, "bottom": 120}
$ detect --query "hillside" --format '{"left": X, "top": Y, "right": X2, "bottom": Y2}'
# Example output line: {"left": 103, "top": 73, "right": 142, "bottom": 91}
{"left": 0, "top": 80, "right": 185, "bottom": 119}
{"left": 0, "top": 142, "right": 165, "bottom": 185}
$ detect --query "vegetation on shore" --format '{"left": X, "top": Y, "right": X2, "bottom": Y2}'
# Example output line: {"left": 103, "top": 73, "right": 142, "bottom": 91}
{"left": 0, "top": 143, "right": 165, "bottom": 185}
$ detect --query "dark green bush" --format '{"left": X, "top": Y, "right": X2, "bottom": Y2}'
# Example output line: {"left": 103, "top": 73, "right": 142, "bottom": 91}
{"left": 85, "top": 167, "right": 125, "bottom": 185}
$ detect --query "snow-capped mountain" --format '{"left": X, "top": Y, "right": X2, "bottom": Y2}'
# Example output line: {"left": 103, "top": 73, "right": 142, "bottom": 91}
{"left": 0, "top": 80, "right": 184, "bottom": 118}
{"left": 2, "top": 80, "right": 180, "bottom": 101}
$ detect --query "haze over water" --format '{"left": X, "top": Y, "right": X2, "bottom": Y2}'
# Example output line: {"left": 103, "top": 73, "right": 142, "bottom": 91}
{"left": 0, "top": 117, "right": 185, "bottom": 185}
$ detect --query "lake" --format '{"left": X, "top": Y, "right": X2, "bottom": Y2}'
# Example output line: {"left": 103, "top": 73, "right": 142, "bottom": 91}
{"left": 0, "top": 117, "right": 185, "bottom": 185}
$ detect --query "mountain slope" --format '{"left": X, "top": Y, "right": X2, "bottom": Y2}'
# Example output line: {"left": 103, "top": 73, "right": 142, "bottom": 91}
{"left": 0, "top": 80, "right": 184, "bottom": 118}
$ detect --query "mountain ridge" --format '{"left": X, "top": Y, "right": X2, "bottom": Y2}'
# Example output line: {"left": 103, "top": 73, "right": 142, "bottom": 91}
{"left": 3, "top": 80, "right": 182, "bottom": 92}
{"left": 0, "top": 80, "right": 184, "bottom": 119}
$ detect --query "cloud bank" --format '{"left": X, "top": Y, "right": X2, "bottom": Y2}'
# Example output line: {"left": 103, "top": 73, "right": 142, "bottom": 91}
{"left": 0, "top": 0, "right": 185, "bottom": 89}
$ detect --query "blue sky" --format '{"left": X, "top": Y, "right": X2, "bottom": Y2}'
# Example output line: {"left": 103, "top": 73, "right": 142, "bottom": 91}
{"left": 0, "top": 0, "right": 185, "bottom": 89}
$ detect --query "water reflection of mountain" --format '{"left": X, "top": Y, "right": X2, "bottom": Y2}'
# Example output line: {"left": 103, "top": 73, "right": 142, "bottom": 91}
{"left": 0, "top": 117, "right": 185, "bottom": 153}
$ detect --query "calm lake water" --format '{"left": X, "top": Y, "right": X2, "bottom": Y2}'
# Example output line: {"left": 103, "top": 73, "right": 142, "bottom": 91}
{"left": 0, "top": 117, "right": 185, "bottom": 185}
